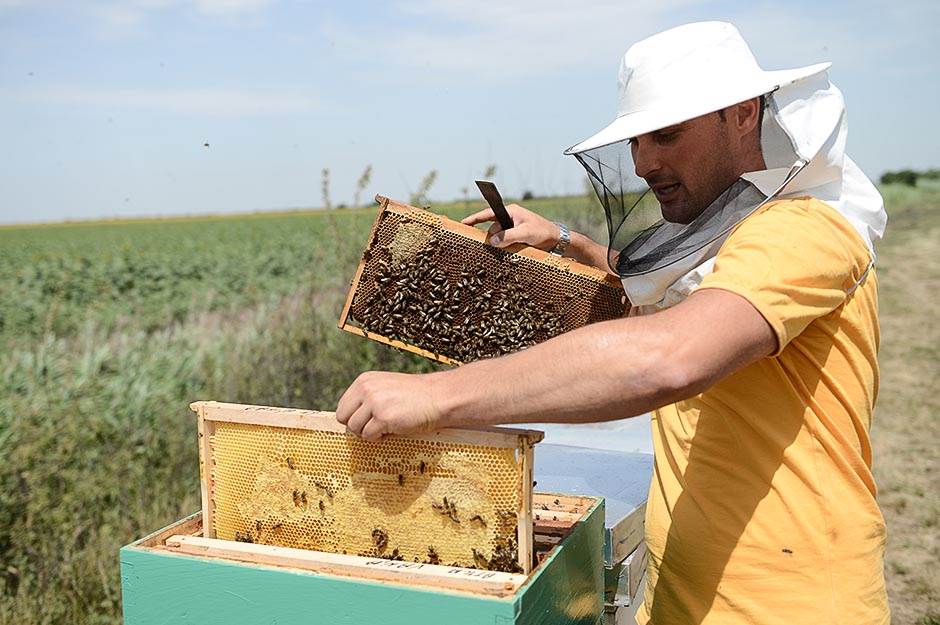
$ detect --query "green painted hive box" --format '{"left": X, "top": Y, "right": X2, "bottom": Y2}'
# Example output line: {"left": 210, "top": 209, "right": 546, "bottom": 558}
{"left": 121, "top": 493, "right": 605, "bottom": 625}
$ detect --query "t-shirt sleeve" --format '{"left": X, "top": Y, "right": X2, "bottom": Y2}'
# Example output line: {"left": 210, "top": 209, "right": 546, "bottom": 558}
{"left": 697, "top": 199, "right": 871, "bottom": 356}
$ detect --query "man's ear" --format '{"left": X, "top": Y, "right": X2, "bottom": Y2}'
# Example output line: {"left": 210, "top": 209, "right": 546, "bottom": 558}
{"left": 735, "top": 97, "right": 762, "bottom": 135}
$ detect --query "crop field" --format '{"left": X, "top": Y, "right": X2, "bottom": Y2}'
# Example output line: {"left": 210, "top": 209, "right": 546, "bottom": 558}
{"left": 0, "top": 188, "right": 936, "bottom": 624}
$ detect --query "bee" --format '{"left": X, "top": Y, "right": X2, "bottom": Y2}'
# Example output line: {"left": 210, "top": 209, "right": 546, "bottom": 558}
{"left": 540, "top": 503, "right": 549, "bottom": 511}
{"left": 419, "top": 461, "right": 427, "bottom": 475}
{"left": 286, "top": 457, "right": 295, "bottom": 470}
{"left": 371, "top": 528, "right": 389, "bottom": 552}
{"left": 300, "top": 491, "right": 307, "bottom": 506}
{"left": 426, "top": 546, "right": 440, "bottom": 565}
{"left": 318, "top": 499, "right": 325, "bottom": 512}
{"left": 553, "top": 498, "right": 560, "bottom": 505}
{"left": 471, "top": 548, "right": 490, "bottom": 570}
{"left": 272, "top": 523, "right": 283, "bottom": 530}
{"left": 255, "top": 519, "right": 262, "bottom": 534}
{"left": 469, "top": 515, "right": 487, "bottom": 528}
{"left": 314, "top": 480, "right": 334, "bottom": 499}
{"left": 292, "top": 489, "right": 301, "bottom": 507}
{"left": 234, "top": 531, "right": 253, "bottom": 543}
{"left": 398, "top": 473, "right": 405, "bottom": 486}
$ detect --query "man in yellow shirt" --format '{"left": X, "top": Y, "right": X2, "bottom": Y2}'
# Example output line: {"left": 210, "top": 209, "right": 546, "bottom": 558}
{"left": 336, "top": 21, "right": 890, "bottom": 624}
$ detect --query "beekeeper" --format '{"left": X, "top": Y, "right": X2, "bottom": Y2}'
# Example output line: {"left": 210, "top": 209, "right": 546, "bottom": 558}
{"left": 337, "top": 21, "right": 890, "bottom": 625}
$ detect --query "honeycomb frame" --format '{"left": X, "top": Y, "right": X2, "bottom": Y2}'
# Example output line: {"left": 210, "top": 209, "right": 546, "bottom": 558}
{"left": 338, "top": 195, "right": 629, "bottom": 366}
{"left": 192, "top": 401, "right": 543, "bottom": 574}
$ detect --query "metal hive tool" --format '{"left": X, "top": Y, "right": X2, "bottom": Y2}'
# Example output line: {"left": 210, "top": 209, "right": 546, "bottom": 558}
{"left": 193, "top": 401, "right": 543, "bottom": 573}
{"left": 338, "top": 196, "right": 629, "bottom": 365}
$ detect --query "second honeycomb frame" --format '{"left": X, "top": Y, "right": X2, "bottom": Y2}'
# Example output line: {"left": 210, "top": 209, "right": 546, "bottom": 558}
{"left": 192, "top": 400, "right": 543, "bottom": 574}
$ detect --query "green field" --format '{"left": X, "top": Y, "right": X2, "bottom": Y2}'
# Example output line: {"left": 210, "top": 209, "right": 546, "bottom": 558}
{"left": 0, "top": 189, "right": 936, "bottom": 624}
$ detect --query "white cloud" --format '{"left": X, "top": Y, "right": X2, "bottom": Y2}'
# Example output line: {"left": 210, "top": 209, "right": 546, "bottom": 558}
{"left": 323, "top": 0, "right": 939, "bottom": 84}
{"left": 323, "top": 0, "right": 703, "bottom": 80}
{"left": 193, "top": 0, "right": 277, "bottom": 15}
{"left": 12, "top": 86, "right": 319, "bottom": 115}
{"left": 7, "top": 0, "right": 280, "bottom": 31}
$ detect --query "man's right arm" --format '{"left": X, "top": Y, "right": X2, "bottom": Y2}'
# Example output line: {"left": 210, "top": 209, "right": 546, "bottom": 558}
{"left": 461, "top": 204, "right": 616, "bottom": 277}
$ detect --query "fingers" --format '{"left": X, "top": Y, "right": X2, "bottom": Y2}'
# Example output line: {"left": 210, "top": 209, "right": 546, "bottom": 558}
{"left": 461, "top": 208, "right": 496, "bottom": 226}
{"left": 361, "top": 418, "right": 388, "bottom": 442}
{"left": 490, "top": 224, "right": 534, "bottom": 248}
{"left": 344, "top": 402, "right": 372, "bottom": 437}
{"left": 335, "top": 382, "right": 363, "bottom": 425}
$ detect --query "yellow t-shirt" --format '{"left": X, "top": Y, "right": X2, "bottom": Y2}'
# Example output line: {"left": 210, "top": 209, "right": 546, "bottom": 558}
{"left": 636, "top": 198, "right": 889, "bottom": 625}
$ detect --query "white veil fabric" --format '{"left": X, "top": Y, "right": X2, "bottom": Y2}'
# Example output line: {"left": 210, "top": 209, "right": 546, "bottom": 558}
{"left": 624, "top": 71, "right": 887, "bottom": 311}
{"left": 564, "top": 22, "right": 888, "bottom": 311}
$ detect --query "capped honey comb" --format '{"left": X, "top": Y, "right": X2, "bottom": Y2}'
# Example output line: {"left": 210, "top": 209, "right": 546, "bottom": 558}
{"left": 193, "top": 401, "right": 542, "bottom": 573}
{"left": 338, "top": 196, "right": 628, "bottom": 365}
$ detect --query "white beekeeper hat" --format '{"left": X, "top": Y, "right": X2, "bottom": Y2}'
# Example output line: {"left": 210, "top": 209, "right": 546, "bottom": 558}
{"left": 565, "top": 21, "right": 830, "bottom": 154}
{"left": 563, "top": 21, "right": 886, "bottom": 309}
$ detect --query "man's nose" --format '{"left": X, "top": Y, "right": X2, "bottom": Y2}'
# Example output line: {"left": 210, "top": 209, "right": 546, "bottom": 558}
{"left": 632, "top": 138, "right": 661, "bottom": 180}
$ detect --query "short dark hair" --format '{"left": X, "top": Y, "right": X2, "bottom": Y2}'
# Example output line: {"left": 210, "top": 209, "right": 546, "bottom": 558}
{"left": 717, "top": 95, "right": 766, "bottom": 128}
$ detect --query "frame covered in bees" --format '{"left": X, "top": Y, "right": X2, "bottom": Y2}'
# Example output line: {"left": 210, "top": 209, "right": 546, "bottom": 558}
{"left": 338, "top": 196, "right": 628, "bottom": 366}
{"left": 192, "top": 401, "right": 542, "bottom": 575}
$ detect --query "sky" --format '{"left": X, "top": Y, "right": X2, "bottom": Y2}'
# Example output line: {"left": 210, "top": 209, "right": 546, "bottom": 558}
{"left": 0, "top": 0, "right": 938, "bottom": 224}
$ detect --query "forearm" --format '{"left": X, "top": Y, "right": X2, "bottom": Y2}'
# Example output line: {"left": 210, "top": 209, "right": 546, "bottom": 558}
{"left": 336, "top": 290, "right": 776, "bottom": 440}
{"left": 565, "top": 231, "right": 617, "bottom": 277}
{"left": 431, "top": 312, "right": 688, "bottom": 428}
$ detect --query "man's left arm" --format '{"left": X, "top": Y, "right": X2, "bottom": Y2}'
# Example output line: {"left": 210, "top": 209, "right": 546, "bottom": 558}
{"left": 336, "top": 289, "right": 776, "bottom": 440}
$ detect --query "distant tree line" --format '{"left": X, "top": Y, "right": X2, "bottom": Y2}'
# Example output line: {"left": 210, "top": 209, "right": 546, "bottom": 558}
{"left": 880, "top": 168, "right": 940, "bottom": 187}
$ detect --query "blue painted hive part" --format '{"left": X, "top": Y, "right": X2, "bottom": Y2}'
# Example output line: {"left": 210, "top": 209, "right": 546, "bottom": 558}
{"left": 120, "top": 493, "right": 606, "bottom": 625}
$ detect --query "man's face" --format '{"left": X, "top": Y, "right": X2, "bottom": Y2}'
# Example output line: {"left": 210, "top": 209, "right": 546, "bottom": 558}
{"left": 630, "top": 110, "right": 743, "bottom": 224}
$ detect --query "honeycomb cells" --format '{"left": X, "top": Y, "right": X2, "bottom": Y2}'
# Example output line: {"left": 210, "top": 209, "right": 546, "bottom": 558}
{"left": 347, "top": 205, "right": 627, "bottom": 364}
{"left": 210, "top": 421, "right": 524, "bottom": 570}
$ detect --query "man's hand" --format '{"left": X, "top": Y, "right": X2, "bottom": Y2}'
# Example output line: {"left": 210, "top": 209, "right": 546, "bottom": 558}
{"left": 462, "top": 203, "right": 615, "bottom": 275}
{"left": 462, "top": 203, "right": 560, "bottom": 251}
{"left": 335, "top": 371, "right": 449, "bottom": 441}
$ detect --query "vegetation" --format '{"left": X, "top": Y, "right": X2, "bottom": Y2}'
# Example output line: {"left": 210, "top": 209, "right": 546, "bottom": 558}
{"left": 880, "top": 168, "right": 940, "bottom": 187}
{"left": 0, "top": 187, "right": 935, "bottom": 623}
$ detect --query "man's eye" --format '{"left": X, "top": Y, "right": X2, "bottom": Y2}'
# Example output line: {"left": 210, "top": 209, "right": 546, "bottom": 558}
{"left": 655, "top": 130, "right": 679, "bottom": 143}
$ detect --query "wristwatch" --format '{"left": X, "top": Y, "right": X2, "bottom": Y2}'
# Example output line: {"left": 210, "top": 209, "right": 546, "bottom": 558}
{"left": 550, "top": 222, "right": 571, "bottom": 256}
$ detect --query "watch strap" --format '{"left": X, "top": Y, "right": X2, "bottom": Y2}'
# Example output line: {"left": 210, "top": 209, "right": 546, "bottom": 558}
{"left": 551, "top": 222, "right": 571, "bottom": 256}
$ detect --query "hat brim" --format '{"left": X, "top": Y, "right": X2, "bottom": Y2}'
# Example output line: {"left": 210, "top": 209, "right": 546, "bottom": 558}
{"left": 564, "top": 62, "right": 831, "bottom": 155}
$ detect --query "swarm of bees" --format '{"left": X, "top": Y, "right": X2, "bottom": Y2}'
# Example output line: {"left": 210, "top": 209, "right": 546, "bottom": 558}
{"left": 350, "top": 228, "right": 569, "bottom": 363}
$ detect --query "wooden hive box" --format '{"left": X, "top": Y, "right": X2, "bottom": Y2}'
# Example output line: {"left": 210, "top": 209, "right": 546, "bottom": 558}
{"left": 120, "top": 495, "right": 605, "bottom": 624}
{"left": 120, "top": 401, "right": 606, "bottom": 623}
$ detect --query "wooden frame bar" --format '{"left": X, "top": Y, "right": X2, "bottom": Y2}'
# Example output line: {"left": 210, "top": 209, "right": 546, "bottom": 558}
{"left": 517, "top": 442, "right": 534, "bottom": 574}
{"left": 164, "top": 535, "right": 526, "bottom": 597}
{"left": 191, "top": 401, "right": 543, "bottom": 449}
{"left": 194, "top": 402, "right": 217, "bottom": 539}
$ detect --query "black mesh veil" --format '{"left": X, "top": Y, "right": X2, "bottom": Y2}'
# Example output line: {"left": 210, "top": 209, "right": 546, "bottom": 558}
{"left": 574, "top": 142, "right": 769, "bottom": 278}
